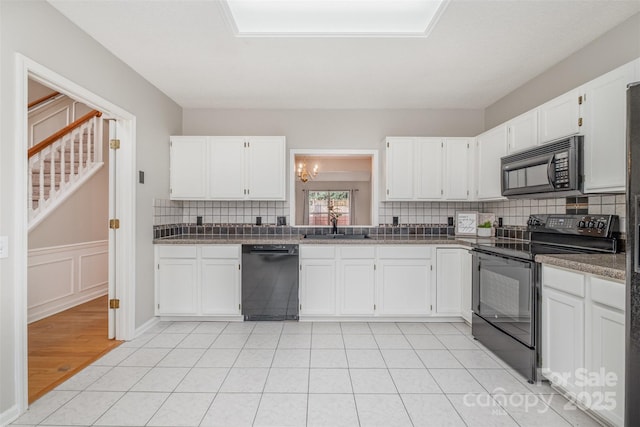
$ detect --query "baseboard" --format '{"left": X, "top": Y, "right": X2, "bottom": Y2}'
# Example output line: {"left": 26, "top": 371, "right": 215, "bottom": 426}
{"left": 157, "top": 315, "right": 244, "bottom": 322}
{"left": 28, "top": 289, "right": 107, "bottom": 324}
{"left": 298, "top": 316, "right": 466, "bottom": 322}
{"left": 134, "top": 316, "right": 160, "bottom": 338}
{"left": 0, "top": 403, "right": 21, "bottom": 427}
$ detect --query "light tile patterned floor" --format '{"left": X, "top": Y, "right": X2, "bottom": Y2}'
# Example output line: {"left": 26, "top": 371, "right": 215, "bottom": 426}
{"left": 11, "top": 321, "right": 605, "bottom": 427}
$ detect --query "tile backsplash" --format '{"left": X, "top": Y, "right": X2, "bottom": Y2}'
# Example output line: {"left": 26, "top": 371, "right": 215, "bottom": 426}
{"left": 483, "top": 194, "right": 626, "bottom": 230}
{"left": 154, "top": 199, "right": 289, "bottom": 226}
{"left": 154, "top": 194, "right": 626, "bottom": 230}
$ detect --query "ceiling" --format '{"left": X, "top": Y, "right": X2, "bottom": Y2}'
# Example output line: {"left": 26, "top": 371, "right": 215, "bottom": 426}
{"left": 49, "top": 0, "right": 640, "bottom": 110}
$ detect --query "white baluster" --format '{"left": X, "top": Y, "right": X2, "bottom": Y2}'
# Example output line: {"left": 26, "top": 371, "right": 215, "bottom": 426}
{"left": 28, "top": 157, "right": 34, "bottom": 215}
{"left": 78, "top": 127, "right": 84, "bottom": 174}
{"left": 39, "top": 151, "right": 45, "bottom": 207}
{"left": 70, "top": 129, "right": 75, "bottom": 177}
{"left": 60, "top": 136, "right": 66, "bottom": 190}
{"left": 50, "top": 145, "right": 56, "bottom": 200}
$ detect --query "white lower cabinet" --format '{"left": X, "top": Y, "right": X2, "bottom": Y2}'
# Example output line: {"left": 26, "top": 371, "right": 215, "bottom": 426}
{"left": 542, "top": 286, "right": 585, "bottom": 397}
{"left": 588, "top": 276, "right": 626, "bottom": 427}
{"left": 201, "top": 246, "right": 241, "bottom": 315}
{"left": 376, "top": 246, "right": 431, "bottom": 316}
{"left": 435, "top": 248, "right": 464, "bottom": 316}
{"left": 338, "top": 246, "right": 375, "bottom": 315}
{"left": 300, "top": 244, "right": 444, "bottom": 318}
{"left": 156, "top": 246, "right": 198, "bottom": 315}
{"left": 299, "top": 246, "right": 336, "bottom": 316}
{"left": 155, "top": 244, "right": 241, "bottom": 317}
{"left": 542, "top": 265, "right": 625, "bottom": 426}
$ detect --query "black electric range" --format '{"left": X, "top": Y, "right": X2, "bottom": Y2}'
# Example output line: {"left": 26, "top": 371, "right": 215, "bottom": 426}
{"left": 470, "top": 214, "right": 619, "bottom": 384}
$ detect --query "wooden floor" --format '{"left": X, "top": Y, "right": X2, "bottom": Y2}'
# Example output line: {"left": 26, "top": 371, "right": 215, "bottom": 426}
{"left": 28, "top": 295, "right": 122, "bottom": 403}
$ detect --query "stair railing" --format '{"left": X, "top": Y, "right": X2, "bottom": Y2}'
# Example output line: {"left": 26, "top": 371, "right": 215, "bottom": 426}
{"left": 28, "top": 109, "right": 103, "bottom": 226}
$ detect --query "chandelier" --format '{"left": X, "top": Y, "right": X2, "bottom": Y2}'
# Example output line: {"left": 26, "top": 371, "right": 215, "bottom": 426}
{"left": 297, "top": 159, "right": 318, "bottom": 183}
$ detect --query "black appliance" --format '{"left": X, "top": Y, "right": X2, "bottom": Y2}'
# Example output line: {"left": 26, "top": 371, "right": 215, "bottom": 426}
{"left": 625, "top": 81, "right": 640, "bottom": 427}
{"left": 241, "top": 244, "right": 299, "bottom": 321}
{"left": 472, "top": 214, "right": 618, "bottom": 384}
{"left": 501, "top": 136, "right": 583, "bottom": 199}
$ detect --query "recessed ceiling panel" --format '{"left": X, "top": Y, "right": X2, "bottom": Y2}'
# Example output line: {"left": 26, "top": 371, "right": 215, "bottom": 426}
{"left": 222, "top": 0, "right": 448, "bottom": 36}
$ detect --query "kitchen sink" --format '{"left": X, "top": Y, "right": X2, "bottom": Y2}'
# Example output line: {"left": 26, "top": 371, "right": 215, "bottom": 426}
{"left": 303, "top": 234, "right": 369, "bottom": 240}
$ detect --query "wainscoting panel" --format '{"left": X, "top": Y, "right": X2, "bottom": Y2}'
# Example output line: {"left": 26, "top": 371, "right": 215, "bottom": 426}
{"left": 28, "top": 240, "right": 108, "bottom": 323}
{"left": 79, "top": 250, "right": 108, "bottom": 291}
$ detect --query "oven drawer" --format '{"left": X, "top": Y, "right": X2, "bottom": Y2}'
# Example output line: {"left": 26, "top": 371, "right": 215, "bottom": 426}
{"left": 542, "top": 265, "right": 585, "bottom": 297}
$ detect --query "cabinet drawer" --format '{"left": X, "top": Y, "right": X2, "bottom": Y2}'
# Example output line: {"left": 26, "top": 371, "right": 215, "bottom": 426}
{"left": 201, "top": 245, "right": 240, "bottom": 259}
{"left": 377, "top": 245, "right": 431, "bottom": 259}
{"left": 300, "top": 245, "right": 335, "bottom": 259}
{"left": 157, "top": 245, "right": 197, "bottom": 259}
{"left": 542, "top": 266, "right": 585, "bottom": 297}
{"left": 590, "top": 276, "right": 625, "bottom": 311}
{"left": 339, "top": 246, "right": 375, "bottom": 259}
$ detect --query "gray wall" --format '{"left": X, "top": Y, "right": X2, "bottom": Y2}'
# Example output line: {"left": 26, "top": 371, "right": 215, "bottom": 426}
{"left": 0, "top": 1, "right": 182, "bottom": 417}
{"left": 183, "top": 108, "right": 486, "bottom": 146}
{"left": 485, "top": 13, "right": 640, "bottom": 129}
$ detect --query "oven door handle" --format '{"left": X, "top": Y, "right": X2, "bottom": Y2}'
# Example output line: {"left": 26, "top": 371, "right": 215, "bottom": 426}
{"left": 474, "top": 250, "right": 533, "bottom": 267}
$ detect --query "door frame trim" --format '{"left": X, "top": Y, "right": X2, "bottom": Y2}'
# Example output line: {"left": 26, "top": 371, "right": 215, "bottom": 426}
{"left": 14, "top": 54, "right": 137, "bottom": 412}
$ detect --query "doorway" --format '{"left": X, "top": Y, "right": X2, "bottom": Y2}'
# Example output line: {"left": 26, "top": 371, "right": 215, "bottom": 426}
{"left": 14, "top": 55, "right": 137, "bottom": 412}
{"left": 26, "top": 78, "right": 117, "bottom": 402}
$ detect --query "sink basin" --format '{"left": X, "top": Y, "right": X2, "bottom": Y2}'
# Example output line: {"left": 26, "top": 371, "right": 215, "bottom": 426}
{"left": 304, "top": 234, "right": 369, "bottom": 240}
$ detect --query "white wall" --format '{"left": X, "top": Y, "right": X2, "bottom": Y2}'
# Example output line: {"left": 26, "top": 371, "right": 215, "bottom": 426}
{"left": 485, "top": 12, "right": 640, "bottom": 129}
{"left": 0, "top": 1, "right": 182, "bottom": 419}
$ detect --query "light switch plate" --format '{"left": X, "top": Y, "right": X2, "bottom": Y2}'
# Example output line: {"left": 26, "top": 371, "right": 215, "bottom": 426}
{"left": 0, "top": 236, "right": 8, "bottom": 258}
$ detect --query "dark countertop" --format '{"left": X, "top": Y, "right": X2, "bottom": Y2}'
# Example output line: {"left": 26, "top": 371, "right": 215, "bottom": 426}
{"left": 535, "top": 253, "right": 626, "bottom": 281}
{"left": 153, "top": 234, "right": 493, "bottom": 247}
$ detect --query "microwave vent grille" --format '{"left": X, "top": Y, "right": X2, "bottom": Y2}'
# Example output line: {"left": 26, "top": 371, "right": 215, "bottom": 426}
{"left": 502, "top": 136, "right": 581, "bottom": 163}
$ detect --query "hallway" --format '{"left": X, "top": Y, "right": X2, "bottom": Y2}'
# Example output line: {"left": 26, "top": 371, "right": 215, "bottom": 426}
{"left": 28, "top": 295, "right": 121, "bottom": 403}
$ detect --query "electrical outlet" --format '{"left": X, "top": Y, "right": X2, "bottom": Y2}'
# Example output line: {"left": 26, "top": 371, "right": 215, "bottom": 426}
{"left": 0, "top": 236, "right": 8, "bottom": 258}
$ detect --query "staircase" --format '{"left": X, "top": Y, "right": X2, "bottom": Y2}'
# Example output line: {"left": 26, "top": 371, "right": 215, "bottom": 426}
{"left": 28, "top": 110, "right": 104, "bottom": 229}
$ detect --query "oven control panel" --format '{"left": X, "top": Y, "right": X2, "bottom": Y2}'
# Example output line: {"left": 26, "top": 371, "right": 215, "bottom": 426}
{"left": 527, "top": 214, "right": 618, "bottom": 237}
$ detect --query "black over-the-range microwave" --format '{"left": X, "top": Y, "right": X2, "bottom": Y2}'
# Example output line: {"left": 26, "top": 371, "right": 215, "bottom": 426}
{"left": 501, "top": 135, "right": 583, "bottom": 199}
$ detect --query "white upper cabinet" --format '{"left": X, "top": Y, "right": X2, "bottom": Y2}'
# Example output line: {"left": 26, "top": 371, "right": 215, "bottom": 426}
{"left": 246, "top": 136, "right": 286, "bottom": 199}
{"left": 169, "top": 136, "right": 208, "bottom": 200}
{"left": 581, "top": 61, "right": 636, "bottom": 193}
{"left": 209, "top": 136, "right": 246, "bottom": 200}
{"left": 385, "top": 137, "right": 416, "bottom": 200}
{"left": 506, "top": 110, "right": 538, "bottom": 153}
{"left": 386, "top": 137, "right": 472, "bottom": 201}
{"left": 170, "top": 135, "right": 286, "bottom": 200}
{"left": 538, "top": 88, "right": 581, "bottom": 143}
{"left": 476, "top": 125, "right": 507, "bottom": 200}
{"left": 416, "top": 138, "right": 443, "bottom": 199}
{"left": 443, "top": 138, "right": 472, "bottom": 200}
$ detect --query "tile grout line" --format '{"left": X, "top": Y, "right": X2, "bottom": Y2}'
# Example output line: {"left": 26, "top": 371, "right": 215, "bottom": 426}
{"left": 340, "top": 322, "right": 362, "bottom": 427}
{"left": 381, "top": 322, "right": 416, "bottom": 427}
{"left": 250, "top": 322, "right": 283, "bottom": 427}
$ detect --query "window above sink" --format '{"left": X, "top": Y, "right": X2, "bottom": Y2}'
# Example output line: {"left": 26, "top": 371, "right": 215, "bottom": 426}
{"left": 289, "top": 149, "right": 379, "bottom": 227}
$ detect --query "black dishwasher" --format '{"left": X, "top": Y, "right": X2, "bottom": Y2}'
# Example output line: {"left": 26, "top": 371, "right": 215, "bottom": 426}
{"left": 241, "top": 244, "right": 299, "bottom": 321}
